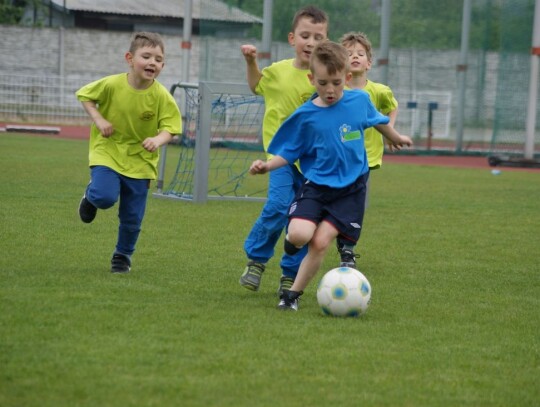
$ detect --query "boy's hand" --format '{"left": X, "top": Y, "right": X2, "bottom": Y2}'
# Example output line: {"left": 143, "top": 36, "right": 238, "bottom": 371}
{"left": 142, "top": 137, "right": 160, "bottom": 153}
{"left": 95, "top": 117, "right": 114, "bottom": 137}
{"left": 388, "top": 135, "right": 413, "bottom": 151}
{"left": 249, "top": 159, "right": 268, "bottom": 175}
{"left": 241, "top": 44, "right": 258, "bottom": 63}
{"left": 386, "top": 141, "right": 397, "bottom": 152}
{"left": 400, "top": 135, "right": 413, "bottom": 147}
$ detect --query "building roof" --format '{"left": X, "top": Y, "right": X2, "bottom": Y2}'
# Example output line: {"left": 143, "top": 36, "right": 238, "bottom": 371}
{"left": 51, "top": 0, "right": 262, "bottom": 24}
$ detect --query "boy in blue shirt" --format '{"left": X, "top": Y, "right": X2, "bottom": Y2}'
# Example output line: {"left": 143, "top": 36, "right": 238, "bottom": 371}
{"left": 239, "top": 6, "right": 328, "bottom": 295}
{"left": 249, "top": 41, "right": 412, "bottom": 310}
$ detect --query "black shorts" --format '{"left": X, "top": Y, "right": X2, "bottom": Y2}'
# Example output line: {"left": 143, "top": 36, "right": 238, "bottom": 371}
{"left": 288, "top": 172, "right": 369, "bottom": 243}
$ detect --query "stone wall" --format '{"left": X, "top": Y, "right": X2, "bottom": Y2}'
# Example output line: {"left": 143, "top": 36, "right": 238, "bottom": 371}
{"left": 1, "top": 24, "right": 530, "bottom": 133}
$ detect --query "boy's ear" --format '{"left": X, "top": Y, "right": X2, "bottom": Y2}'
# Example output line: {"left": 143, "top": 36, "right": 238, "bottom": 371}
{"left": 346, "top": 72, "right": 353, "bottom": 82}
{"left": 287, "top": 32, "right": 295, "bottom": 46}
{"left": 308, "top": 72, "right": 314, "bottom": 85}
{"left": 125, "top": 52, "right": 133, "bottom": 66}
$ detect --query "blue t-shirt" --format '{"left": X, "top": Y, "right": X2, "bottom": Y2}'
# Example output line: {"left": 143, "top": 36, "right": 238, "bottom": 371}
{"left": 268, "top": 90, "right": 389, "bottom": 188}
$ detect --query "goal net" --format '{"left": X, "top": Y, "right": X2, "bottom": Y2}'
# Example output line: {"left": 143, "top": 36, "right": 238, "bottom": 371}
{"left": 154, "top": 82, "right": 268, "bottom": 203}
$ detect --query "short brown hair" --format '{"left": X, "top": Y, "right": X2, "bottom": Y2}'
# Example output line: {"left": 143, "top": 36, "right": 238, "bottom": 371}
{"left": 291, "top": 5, "right": 329, "bottom": 32}
{"left": 129, "top": 32, "right": 165, "bottom": 54}
{"left": 339, "top": 32, "right": 373, "bottom": 62}
{"left": 310, "top": 41, "right": 349, "bottom": 75}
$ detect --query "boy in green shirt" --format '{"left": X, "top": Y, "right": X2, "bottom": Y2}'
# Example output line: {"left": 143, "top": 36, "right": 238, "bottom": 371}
{"left": 76, "top": 32, "right": 182, "bottom": 273}
{"left": 238, "top": 6, "right": 328, "bottom": 298}
{"left": 336, "top": 31, "right": 399, "bottom": 268}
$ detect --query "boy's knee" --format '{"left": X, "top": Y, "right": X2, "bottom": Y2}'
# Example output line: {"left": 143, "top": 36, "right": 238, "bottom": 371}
{"left": 89, "top": 194, "right": 117, "bottom": 209}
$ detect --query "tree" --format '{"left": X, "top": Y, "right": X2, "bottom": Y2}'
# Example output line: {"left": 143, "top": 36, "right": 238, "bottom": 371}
{"left": 0, "top": 0, "right": 47, "bottom": 26}
{"left": 227, "top": 0, "right": 508, "bottom": 51}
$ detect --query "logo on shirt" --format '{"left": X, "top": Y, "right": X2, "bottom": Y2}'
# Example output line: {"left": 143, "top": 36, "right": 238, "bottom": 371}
{"left": 339, "top": 124, "right": 361, "bottom": 142}
{"left": 140, "top": 111, "right": 155, "bottom": 121}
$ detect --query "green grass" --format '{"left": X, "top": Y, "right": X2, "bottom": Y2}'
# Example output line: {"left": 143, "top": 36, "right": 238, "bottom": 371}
{"left": 1, "top": 133, "right": 539, "bottom": 407}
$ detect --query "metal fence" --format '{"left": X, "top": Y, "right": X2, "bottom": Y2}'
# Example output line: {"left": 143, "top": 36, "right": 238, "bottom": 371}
{"left": 0, "top": 74, "right": 91, "bottom": 125}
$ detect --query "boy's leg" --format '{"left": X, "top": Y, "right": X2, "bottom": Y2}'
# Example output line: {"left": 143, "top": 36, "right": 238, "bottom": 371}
{"left": 336, "top": 175, "right": 370, "bottom": 268}
{"left": 79, "top": 166, "right": 121, "bottom": 223}
{"left": 240, "top": 165, "right": 296, "bottom": 291}
{"left": 279, "top": 221, "right": 338, "bottom": 311}
{"left": 113, "top": 175, "right": 149, "bottom": 273}
{"left": 277, "top": 166, "right": 308, "bottom": 296}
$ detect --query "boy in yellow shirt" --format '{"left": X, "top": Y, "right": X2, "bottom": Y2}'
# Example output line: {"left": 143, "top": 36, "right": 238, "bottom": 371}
{"left": 336, "top": 31, "right": 399, "bottom": 268}
{"left": 76, "top": 32, "right": 182, "bottom": 273}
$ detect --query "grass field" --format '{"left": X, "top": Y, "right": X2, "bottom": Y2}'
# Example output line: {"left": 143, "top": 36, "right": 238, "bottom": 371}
{"left": 1, "top": 133, "right": 539, "bottom": 407}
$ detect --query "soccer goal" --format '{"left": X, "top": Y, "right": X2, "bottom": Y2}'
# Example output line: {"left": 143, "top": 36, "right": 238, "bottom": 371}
{"left": 154, "top": 81, "right": 268, "bottom": 203}
{"left": 398, "top": 90, "right": 452, "bottom": 150}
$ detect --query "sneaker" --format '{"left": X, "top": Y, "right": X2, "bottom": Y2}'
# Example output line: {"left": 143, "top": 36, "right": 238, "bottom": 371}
{"left": 277, "top": 276, "right": 295, "bottom": 298}
{"left": 338, "top": 248, "right": 360, "bottom": 269}
{"left": 78, "top": 195, "right": 97, "bottom": 223}
{"left": 239, "top": 261, "right": 265, "bottom": 291}
{"left": 277, "top": 289, "right": 302, "bottom": 311}
{"left": 111, "top": 254, "right": 131, "bottom": 273}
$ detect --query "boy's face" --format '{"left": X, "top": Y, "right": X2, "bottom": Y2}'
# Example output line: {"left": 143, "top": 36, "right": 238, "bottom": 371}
{"left": 125, "top": 45, "right": 165, "bottom": 84}
{"left": 288, "top": 17, "right": 328, "bottom": 69}
{"left": 346, "top": 43, "right": 371, "bottom": 75}
{"left": 308, "top": 59, "right": 351, "bottom": 107}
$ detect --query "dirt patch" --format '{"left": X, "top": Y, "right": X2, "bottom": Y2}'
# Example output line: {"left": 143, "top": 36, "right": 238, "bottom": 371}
{"left": 384, "top": 153, "right": 539, "bottom": 173}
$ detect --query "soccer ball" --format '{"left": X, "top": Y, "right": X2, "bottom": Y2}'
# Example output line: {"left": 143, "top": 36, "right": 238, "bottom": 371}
{"left": 317, "top": 267, "right": 371, "bottom": 317}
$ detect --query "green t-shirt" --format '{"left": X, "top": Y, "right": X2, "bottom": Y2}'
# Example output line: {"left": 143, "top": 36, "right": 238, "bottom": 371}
{"left": 255, "top": 59, "right": 315, "bottom": 159}
{"left": 76, "top": 73, "right": 182, "bottom": 179}
{"left": 362, "top": 80, "right": 398, "bottom": 169}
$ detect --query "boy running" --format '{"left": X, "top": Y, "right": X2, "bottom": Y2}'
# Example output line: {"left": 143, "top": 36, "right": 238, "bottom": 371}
{"left": 249, "top": 41, "right": 412, "bottom": 311}
{"left": 239, "top": 6, "right": 329, "bottom": 296}
{"left": 335, "top": 31, "right": 400, "bottom": 269}
{"left": 76, "top": 32, "right": 182, "bottom": 273}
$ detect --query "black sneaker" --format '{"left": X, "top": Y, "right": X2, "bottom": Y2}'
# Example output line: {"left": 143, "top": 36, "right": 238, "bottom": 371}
{"left": 277, "top": 276, "right": 295, "bottom": 298}
{"left": 79, "top": 195, "right": 97, "bottom": 223}
{"left": 239, "top": 261, "right": 265, "bottom": 291}
{"left": 338, "top": 248, "right": 360, "bottom": 269}
{"left": 277, "top": 289, "right": 302, "bottom": 311}
{"left": 111, "top": 254, "right": 131, "bottom": 273}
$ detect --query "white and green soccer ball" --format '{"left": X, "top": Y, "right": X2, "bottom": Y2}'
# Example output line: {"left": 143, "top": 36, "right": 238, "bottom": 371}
{"left": 317, "top": 267, "right": 371, "bottom": 317}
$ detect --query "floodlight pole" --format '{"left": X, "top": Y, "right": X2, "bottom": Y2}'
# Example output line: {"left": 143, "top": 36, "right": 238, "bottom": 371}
{"left": 524, "top": 0, "right": 540, "bottom": 159}
{"left": 58, "top": 0, "right": 66, "bottom": 106}
{"left": 181, "top": 0, "right": 193, "bottom": 83}
{"left": 157, "top": 0, "right": 193, "bottom": 194}
{"left": 455, "top": 0, "right": 472, "bottom": 154}
{"left": 259, "top": 0, "right": 273, "bottom": 69}
{"left": 378, "top": 0, "right": 391, "bottom": 85}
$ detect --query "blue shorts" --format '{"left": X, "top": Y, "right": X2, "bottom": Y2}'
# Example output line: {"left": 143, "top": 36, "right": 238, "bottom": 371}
{"left": 288, "top": 172, "right": 369, "bottom": 243}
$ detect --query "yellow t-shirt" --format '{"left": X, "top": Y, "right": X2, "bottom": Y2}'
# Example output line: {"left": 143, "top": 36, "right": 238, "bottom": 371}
{"left": 255, "top": 59, "right": 315, "bottom": 159}
{"left": 76, "top": 73, "right": 182, "bottom": 179}
{"left": 362, "top": 80, "right": 398, "bottom": 169}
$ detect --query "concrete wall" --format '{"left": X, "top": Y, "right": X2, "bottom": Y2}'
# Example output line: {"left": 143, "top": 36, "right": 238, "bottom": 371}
{"left": 2, "top": 24, "right": 530, "bottom": 135}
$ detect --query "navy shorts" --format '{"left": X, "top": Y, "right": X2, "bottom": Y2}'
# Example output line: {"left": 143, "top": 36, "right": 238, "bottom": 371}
{"left": 288, "top": 172, "right": 369, "bottom": 243}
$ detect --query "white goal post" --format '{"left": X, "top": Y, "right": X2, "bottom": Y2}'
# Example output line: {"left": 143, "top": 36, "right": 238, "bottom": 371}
{"left": 154, "top": 81, "right": 267, "bottom": 203}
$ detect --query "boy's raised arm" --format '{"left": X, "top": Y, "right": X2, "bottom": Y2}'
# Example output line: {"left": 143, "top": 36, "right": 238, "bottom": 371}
{"left": 241, "top": 44, "right": 263, "bottom": 94}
